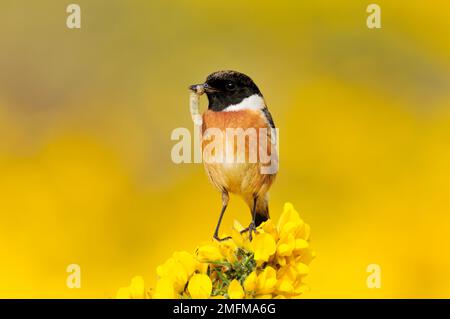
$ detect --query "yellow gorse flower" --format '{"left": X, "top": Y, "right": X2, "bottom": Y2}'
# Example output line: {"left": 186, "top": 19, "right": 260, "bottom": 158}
{"left": 196, "top": 244, "right": 223, "bottom": 262}
{"left": 116, "top": 276, "right": 149, "bottom": 299}
{"left": 188, "top": 274, "right": 213, "bottom": 299}
{"left": 116, "top": 202, "right": 315, "bottom": 299}
{"left": 228, "top": 279, "right": 245, "bottom": 299}
{"left": 251, "top": 232, "right": 277, "bottom": 262}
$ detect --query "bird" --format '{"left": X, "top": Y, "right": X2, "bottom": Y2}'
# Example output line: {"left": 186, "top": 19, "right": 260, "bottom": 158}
{"left": 189, "top": 70, "right": 278, "bottom": 241}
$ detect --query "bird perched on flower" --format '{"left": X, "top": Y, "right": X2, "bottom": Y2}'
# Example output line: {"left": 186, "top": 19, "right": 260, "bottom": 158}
{"left": 189, "top": 70, "right": 278, "bottom": 241}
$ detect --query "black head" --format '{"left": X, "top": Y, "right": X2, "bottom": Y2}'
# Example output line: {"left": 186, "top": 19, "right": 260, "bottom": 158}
{"left": 189, "top": 70, "right": 262, "bottom": 111}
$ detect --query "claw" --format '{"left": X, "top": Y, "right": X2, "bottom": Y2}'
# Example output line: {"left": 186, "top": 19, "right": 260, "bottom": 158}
{"left": 240, "top": 222, "right": 257, "bottom": 241}
{"left": 213, "top": 234, "right": 232, "bottom": 242}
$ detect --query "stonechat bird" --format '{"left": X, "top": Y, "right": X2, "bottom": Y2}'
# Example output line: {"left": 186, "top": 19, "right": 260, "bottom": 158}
{"left": 189, "top": 70, "right": 278, "bottom": 241}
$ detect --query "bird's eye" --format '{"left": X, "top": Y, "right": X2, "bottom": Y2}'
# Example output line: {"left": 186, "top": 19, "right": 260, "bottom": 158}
{"left": 225, "top": 82, "right": 236, "bottom": 91}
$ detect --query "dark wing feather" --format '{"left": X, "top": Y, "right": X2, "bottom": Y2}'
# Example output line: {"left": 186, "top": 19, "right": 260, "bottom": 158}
{"left": 261, "top": 107, "right": 275, "bottom": 128}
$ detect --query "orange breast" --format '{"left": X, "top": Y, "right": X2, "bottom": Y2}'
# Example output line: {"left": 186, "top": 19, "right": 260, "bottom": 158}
{"left": 200, "top": 109, "right": 276, "bottom": 197}
{"left": 202, "top": 109, "right": 274, "bottom": 162}
{"left": 202, "top": 109, "right": 269, "bottom": 131}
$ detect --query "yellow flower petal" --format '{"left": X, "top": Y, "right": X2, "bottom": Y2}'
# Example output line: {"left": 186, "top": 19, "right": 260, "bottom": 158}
{"left": 256, "top": 266, "right": 277, "bottom": 294}
{"left": 218, "top": 240, "right": 238, "bottom": 263}
{"left": 129, "top": 276, "right": 145, "bottom": 299}
{"left": 228, "top": 279, "right": 245, "bottom": 299}
{"left": 278, "top": 203, "right": 303, "bottom": 235}
{"left": 243, "top": 271, "right": 258, "bottom": 292}
{"left": 297, "top": 223, "right": 311, "bottom": 240}
{"left": 196, "top": 244, "right": 223, "bottom": 262}
{"left": 260, "top": 219, "right": 278, "bottom": 241}
{"left": 294, "top": 282, "right": 309, "bottom": 294}
{"left": 231, "top": 227, "right": 252, "bottom": 250}
{"left": 295, "top": 263, "right": 310, "bottom": 276}
{"left": 251, "top": 232, "right": 276, "bottom": 262}
{"left": 276, "top": 277, "right": 294, "bottom": 294}
{"left": 170, "top": 262, "right": 189, "bottom": 291}
{"left": 153, "top": 277, "right": 176, "bottom": 299}
{"left": 277, "top": 255, "right": 287, "bottom": 266}
{"left": 196, "top": 261, "right": 209, "bottom": 274}
{"left": 280, "top": 221, "right": 299, "bottom": 237}
{"left": 173, "top": 251, "right": 197, "bottom": 277}
{"left": 188, "top": 274, "right": 212, "bottom": 299}
{"left": 156, "top": 257, "right": 174, "bottom": 277}
{"left": 116, "top": 276, "right": 146, "bottom": 299}
{"left": 296, "top": 249, "right": 316, "bottom": 264}
{"left": 277, "top": 233, "right": 296, "bottom": 257}
{"left": 278, "top": 265, "right": 297, "bottom": 282}
{"left": 294, "top": 239, "right": 309, "bottom": 251}
{"left": 157, "top": 257, "right": 189, "bottom": 290}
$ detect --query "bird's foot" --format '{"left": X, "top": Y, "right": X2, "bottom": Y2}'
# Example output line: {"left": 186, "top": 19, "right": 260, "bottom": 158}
{"left": 240, "top": 221, "right": 257, "bottom": 241}
{"left": 213, "top": 234, "right": 232, "bottom": 242}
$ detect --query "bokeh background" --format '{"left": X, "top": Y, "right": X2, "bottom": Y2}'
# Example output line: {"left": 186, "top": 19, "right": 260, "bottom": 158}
{"left": 0, "top": 0, "right": 449, "bottom": 298}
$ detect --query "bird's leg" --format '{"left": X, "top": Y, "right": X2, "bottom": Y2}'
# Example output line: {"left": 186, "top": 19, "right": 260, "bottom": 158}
{"left": 213, "top": 191, "right": 231, "bottom": 241}
{"left": 240, "top": 196, "right": 258, "bottom": 241}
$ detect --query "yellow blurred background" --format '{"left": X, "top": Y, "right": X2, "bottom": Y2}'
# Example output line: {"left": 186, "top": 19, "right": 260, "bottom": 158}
{"left": 0, "top": 0, "right": 449, "bottom": 298}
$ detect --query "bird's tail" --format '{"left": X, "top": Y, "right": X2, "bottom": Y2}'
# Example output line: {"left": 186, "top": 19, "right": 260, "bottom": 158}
{"left": 254, "top": 197, "right": 270, "bottom": 226}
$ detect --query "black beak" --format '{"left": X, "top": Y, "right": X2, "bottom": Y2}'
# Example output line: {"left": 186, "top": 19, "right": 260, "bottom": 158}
{"left": 189, "top": 84, "right": 204, "bottom": 92}
{"left": 189, "top": 83, "right": 219, "bottom": 94}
